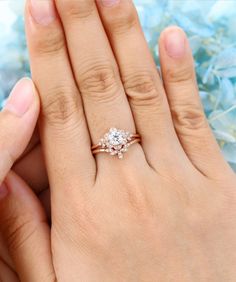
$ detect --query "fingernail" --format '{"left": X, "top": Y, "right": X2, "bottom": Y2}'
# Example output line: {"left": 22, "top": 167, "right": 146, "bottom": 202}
{"left": 164, "top": 28, "right": 186, "bottom": 59}
{"left": 30, "top": 0, "right": 56, "bottom": 26}
{"left": 0, "top": 183, "right": 8, "bottom": 200}
{"left": 101, "top": 0, "right": 120, "bottom": 7}
{"left": 4, "top": 78, "right": 34, "bottom": 117}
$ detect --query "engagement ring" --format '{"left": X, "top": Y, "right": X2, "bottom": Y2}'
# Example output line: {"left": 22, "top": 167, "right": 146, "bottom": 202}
{"left": 92, "top": 128, "right": 141, "bottom": 159}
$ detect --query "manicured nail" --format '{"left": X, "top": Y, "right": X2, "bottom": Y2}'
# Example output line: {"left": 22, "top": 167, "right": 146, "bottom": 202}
{"left": 101, "top": 0, "right": 120, "bottom": 7}
{"left": 164, "top": 28, "right": 186, "bottom": 59}
{"left": 30, "top": 0, "right": 56, "bottom": 26}
{"left": 4, "top": 78, "right": 34, "bottom": 117}
{"left": 0, "top": 183, "right": 8, "bottom": 200}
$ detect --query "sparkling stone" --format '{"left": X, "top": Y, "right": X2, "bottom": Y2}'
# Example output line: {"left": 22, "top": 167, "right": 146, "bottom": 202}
{"left": 107, "top": 129, "right": 125, "bottom": 146}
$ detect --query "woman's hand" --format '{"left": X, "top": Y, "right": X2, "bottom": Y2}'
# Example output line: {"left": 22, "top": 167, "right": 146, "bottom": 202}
{"left": 2, "top": 0, "right": 236, "bottom": 281}
{"left": 12, "top": 132, "right": 50, "bottom": 217}
{"left": 12, "top": 129, "right": 49, "bottom": 210}
{"left": 0, "top": 78, "right": 48, "bottom": 281}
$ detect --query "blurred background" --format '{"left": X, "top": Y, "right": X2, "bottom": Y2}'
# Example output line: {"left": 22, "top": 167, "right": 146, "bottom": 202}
{"left": 0, "top": 0, "right": 236, "bottom": 170}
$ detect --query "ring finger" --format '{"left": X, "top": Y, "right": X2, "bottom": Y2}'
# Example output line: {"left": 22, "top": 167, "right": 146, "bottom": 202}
{"left": 95, "top": 0, "right": 192, "bottom": 174}
{"left": 55, "top": 0, "right": 145, "bottom": 166}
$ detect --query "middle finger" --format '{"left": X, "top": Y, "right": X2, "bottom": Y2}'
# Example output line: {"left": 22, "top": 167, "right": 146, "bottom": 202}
{"left": 56, "top": 0, "right": 145, "bottom": 164}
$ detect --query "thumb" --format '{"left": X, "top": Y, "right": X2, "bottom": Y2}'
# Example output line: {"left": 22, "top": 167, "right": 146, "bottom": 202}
{"left": 0, "top": 78, "right": 39, "bottom": 184}
{"left": 0, "top": 171, "right": 55, "bottom": 282}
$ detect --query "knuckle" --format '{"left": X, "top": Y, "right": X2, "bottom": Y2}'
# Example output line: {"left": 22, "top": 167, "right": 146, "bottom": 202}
{"left": 107, "top": 5, "right": 138, "bottom": 34}
{"left": 172, "top": 103, "right": 206, "bottom": 130}
{"left": 124, "top": 71, "right": 163, "bottom": 107}
{"left": 79, "top": 63, "right": 120, "bottom": 102}
{"left": 33, "top": 28, "right": 65, "bottom": 56}
{"left": 166, "top": 66, "right": 195, "bottom": 84}
{"left": 58, "top": 0, "right": 95, "bottom": 20}
{"left": 41, "top": 85, "right": 80, "bottom": 127}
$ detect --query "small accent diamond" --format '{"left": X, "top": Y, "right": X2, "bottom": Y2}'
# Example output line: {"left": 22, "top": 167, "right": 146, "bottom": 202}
{"left": 93, "top": 128, "right": 140, "bottom": 159}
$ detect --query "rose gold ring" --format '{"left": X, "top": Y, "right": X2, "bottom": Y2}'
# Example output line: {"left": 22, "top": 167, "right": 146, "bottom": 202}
{"left": 92, "top": 128, "right": 141, "bottom": 159}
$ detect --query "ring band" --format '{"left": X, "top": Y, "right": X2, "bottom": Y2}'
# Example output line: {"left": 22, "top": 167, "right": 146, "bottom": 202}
{"left": 92, "top": 128, "right": 141, "bottom": 159}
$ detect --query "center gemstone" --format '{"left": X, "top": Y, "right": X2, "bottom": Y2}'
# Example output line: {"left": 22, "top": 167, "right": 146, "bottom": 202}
{"left": 108, "top": 130, "right": 125, "bottom": 146}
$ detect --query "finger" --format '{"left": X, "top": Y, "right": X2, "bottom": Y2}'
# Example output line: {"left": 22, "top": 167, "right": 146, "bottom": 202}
{"left": 0, "top": 232, "right": 15, "bottom": 272}
{"left": 159, "top": 26, "right": 232, "bottom": 178}
{"left": 96, "top": 0, "right": 189, "bottom": 171}
{"left": 55, "top": 0, "right": 145, "bottom": 164}
{"left": 0, "top": 171, "right": 55, "bottom": 282}
{"left": 0, "top": 78, "right": 39, "bottom": 184}
{"left": 39, "top": 188, "right": 51, "bottom": 221}
{"left": 18, "top": 128, "right": 40, "bottom": 161}
{"left": 25, "top": 0, "right": 95, "bottom": 196}
{"left": 13, "top": 144, "right": 48, "bottom": 194}
{"left": 0, "top": 259, "right": 19, "bottom": 282}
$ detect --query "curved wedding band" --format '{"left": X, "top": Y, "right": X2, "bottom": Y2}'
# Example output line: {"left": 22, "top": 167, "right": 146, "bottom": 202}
{"left": 92, "top": 128, "right": 141, "bottom": 159}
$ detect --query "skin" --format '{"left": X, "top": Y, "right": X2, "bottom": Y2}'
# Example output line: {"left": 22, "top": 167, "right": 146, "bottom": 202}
{"left": 0, "top": 0, "right": 236, "bottom": 281}
{"left": 0, "top": 78, "right": 41, "bottom": 281}
{"left": 0, "top": 128, "right": 49, "bottom": 281}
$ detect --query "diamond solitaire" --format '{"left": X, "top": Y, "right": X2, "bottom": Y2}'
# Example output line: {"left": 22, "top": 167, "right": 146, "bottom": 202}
{"left": 92, "top": 128, "right": 141, "bottom": 159}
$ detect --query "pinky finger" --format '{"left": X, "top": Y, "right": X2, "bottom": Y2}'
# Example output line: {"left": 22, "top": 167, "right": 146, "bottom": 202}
{"left": 0, "top": 171, "right": 55, "bottom": 282}
{"left": 159, "top": 26, "right": 233, "bottom": 179}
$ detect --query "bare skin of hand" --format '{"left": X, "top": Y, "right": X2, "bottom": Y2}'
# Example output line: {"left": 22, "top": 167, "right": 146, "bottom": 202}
{"left": 0, "top": 125, "right": 50, "bottom": 281}
{"left": 1, "top": 0, "right": 236, "bottom": 281}
{"left": 0, "top": 78, "right": 41, "bottom": 281}
{"left": 13, "top": 130, "right": 48, "bottom": 201}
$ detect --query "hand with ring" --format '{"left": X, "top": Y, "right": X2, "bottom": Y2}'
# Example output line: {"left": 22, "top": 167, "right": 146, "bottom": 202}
{"left": 0, "top": 0, "right": 236, "bottom": 281}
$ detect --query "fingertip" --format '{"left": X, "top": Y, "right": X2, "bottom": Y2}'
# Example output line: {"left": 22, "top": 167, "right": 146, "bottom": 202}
{"left": 160, "top": 26, "right": 186, "bottom": 38}
{"left": 29, "top": 0, "right": 57, "bottom": 26}
{"left": 4, "top": 77, "right": 39, "bottom": 118}
{"left": 5, "top": 170, "right": 34, "bottom": 198}
{"left": 19, "top": 77, "right": 40, "bottom": 107}
{"left": 3, "top": 171, "right": 46, "bottom": 220}
{"left": 0, "top": 79, "right": 40, "bottom": 182}
{"left": 159, "top": 26, "right": 189, "bottom": 60}
{"left": 159, "top": 26, "right": 186, "bottom": 44}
